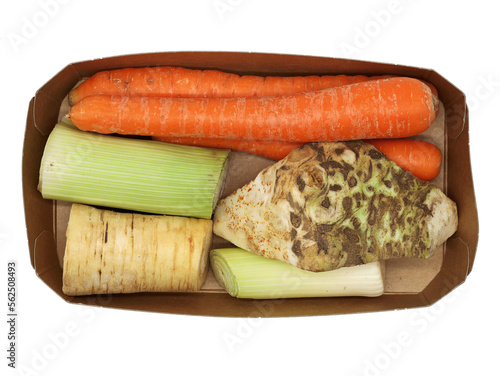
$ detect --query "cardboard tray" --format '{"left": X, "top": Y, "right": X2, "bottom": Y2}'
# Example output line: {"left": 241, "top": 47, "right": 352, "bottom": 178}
{"left": 22, "top": 52, "right": 479, "bottom": 317}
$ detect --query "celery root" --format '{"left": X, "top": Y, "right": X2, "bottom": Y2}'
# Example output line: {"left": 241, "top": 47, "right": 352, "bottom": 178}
{"left": 210, "top": 247, "right": 385, "bottom": 299}
{"left": 214, "top": 141, "right": 457, "bottom": 271}
{"left": 62, "top": 204, "right": 213, "bottom": 295}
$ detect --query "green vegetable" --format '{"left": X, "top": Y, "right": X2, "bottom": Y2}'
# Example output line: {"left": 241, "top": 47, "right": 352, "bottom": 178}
{"left": 210, "top": 247, "right": 384, "bottom": 299}
{"left": 38, "top": 117, "right": 229, "bottom": 219}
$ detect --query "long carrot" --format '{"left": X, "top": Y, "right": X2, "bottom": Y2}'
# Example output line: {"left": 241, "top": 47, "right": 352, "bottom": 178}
{"left": 68, "top": 66, "right": 393, "bottom": 106}
{"left": 69, "top": 77, "right": 438, "bottom": 143}
{"left": 365, "top": 138, "right": 442, "bottom": 181}
{"left": 154, "top": 136, "right": 441, "bottom": 181}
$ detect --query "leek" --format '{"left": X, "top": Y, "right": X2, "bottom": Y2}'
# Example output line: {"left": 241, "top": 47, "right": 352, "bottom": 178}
{"left": 39, "top": 118, "right": 230, "bottom": 219}
{"left": 210, "top": 248, "right": 385, "bottom": 299}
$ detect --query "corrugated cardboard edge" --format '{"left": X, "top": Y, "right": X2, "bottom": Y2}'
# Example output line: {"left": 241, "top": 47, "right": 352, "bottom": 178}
{"left": 22, "top": 52, "right": 479, "bottom": 317}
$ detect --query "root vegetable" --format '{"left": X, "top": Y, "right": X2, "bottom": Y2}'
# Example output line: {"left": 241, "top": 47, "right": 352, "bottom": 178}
{"left": 69, "top": 77, "right": 438, "bottom": 143}
{"left": 68, "top": 66, "right": 392, "bottom": 105}
{"left": 62, "top": 204, "right": 213, "bottom": 295}
{"left": 213, "top": 141, "right": 458, "bottom": 272}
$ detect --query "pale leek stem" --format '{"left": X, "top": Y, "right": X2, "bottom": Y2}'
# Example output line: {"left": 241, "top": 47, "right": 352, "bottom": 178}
{"left": 39, "top": 118, "right": 230, "bottom": 219}
{"left": 210, "top": 248, "right": 385, "bottom": 299}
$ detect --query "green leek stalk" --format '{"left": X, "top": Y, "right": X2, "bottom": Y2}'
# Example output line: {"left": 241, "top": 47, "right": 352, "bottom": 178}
{"left": 38, "top": 118, "right": 230, "bottom": 219}
{"left": 210, "top": 248, "right": 385, "bottom": 299}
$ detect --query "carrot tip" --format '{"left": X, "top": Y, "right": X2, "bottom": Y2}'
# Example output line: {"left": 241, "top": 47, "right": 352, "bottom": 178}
{"left": 431, "top": 94, "right": 440, "bottom": 117}
{"left": 68, "top": 91, "right": 76, "bottom": 107}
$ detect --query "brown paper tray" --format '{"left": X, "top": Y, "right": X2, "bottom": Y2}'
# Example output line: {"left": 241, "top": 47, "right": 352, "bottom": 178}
{"left": 22, "top": 52, "right": 478, "bottom": 317}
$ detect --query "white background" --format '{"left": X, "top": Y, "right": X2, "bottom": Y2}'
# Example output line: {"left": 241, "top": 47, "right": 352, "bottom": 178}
{"left": 1, "top": 1, "right": 497, "bottom": 375}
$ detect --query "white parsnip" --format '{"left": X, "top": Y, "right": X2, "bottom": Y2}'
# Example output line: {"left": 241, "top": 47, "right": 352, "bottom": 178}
{"left": 62, "top": 204, "right": 213, "bottom": 296}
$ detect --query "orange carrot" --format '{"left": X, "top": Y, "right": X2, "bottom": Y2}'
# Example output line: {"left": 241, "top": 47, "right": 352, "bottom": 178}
{"left": 69, "top": 77, "right": 438, "bottom": 143}
{"left": 154, "top": 136, "right": 441, "bottom": 180}
{"left": 365, "top": 139, "right": 442, "bottom": 181}
{"left": 153, "top": 136, "right": 303, "bottom": 160}
{"left": 68, "top": 66, "right": 393, "bottom": 105}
